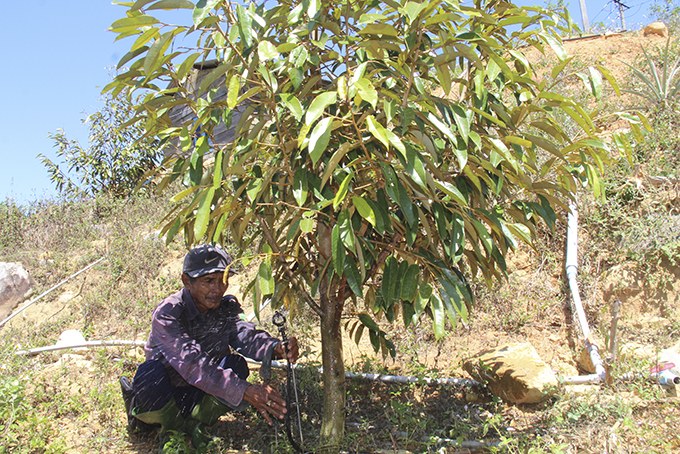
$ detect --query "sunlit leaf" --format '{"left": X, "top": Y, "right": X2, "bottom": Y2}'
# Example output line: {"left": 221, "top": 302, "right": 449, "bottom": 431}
{"left": 281, "top": 93, "right": 303, "bottom": 121}
{"left": 194, "top": 187, "right": 215, "bottom": 240}
{"left": 366, "top": 115, "right": 389, "bottom": 149}
{"left": 333, "top": 172, "right": 353, "bottom": 209}
{"left": 354, "top": 78, "right": 378, "bottom": 108}
{"left": 293, "top": 168, "right": 308, "bottom": 206}
{"left": 110, "top": 15, "right": 159, "bottom": 33}
{"left": 309, "top": 117, "right": 334, "bottom": 165}
{"left": 258, "top": 40, "right": 280, "bottom": 61}
{"left": 258, "top": 261, "right": 275, "bottom": 295}
{"left": 147, "top": 0, "right": 194, "bottom": 10}
{"left": 352, "top": 196, "right": 376, "bottom": 227}
{"left": 306, "top": 92, "right": 337, "bottom": 126}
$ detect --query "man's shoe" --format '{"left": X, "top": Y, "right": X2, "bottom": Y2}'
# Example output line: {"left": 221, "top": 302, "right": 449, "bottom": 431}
{"left": 119, "top": 375, "right": 154, "bottom": 434}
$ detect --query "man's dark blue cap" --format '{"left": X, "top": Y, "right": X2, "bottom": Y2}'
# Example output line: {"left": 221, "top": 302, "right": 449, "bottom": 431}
{"left": 182, "top": 244, "right": 235, "bottom": 278}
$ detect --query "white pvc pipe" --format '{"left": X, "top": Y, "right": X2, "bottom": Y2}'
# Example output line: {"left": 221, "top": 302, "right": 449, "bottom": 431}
{"left": 247, "top": 359, "right": 480, "bottom": 387}
{"left": 562, "top": 199, "right": 606, "bottom": 385}
{"left": 15, "top": 339, "right": 146, "bottom": 356}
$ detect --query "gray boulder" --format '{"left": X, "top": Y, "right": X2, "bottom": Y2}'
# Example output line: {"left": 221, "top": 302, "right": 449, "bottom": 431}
{"left": 463, "top": 342, "right": 558, "bottom": 404}
{"left": 0, "top": 262, "right": 35, "bottom": 321}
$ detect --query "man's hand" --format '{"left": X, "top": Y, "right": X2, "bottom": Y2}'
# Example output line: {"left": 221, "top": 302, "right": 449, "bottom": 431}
{"left": 242, "top": 384, "right": 286, "bottom": 426}
{"left": 274, "top": 337, "right": 299, "bottom": 363}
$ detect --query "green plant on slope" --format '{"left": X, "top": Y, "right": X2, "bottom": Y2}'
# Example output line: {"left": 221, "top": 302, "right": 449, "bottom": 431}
{"left": 622, "top": 37, "right": 680, "bottom": 110}
{"left": 39, "top": 89, "right": 163, "bottom": 198}
{"left": 106, "top": 0, "right": 642, "bottom": 450}
{"left": 650, "top": 0, "right": 680, "bottom": 32}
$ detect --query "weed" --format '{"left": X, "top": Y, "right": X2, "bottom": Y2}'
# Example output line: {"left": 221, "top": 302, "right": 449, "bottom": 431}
{"left": 160, "top": 430, "right": 192, "bottom": 453}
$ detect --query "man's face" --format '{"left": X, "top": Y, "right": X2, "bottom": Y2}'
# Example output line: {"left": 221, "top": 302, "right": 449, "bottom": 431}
{"left": 182, "top": 271, "right": 228, "bottom": 315}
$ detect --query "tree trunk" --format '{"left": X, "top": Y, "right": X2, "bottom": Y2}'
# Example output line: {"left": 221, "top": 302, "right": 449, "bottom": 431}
{"left": 318, "top": 290, "right": 345, "bottom": 453}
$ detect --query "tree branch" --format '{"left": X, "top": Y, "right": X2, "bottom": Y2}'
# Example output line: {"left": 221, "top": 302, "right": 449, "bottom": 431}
{"left": 256, "top": 213, "right": 323, "bottom": 316}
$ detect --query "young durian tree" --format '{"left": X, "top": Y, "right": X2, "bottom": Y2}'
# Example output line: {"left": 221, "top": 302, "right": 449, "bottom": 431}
{"left": 107, "top": 0, "right": 642, "bottom": 450}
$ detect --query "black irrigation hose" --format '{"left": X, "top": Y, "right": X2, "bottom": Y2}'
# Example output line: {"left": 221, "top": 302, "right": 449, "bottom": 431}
{"left": 273, "top": 311, "right": 308, "bottom": 454}
{"left": 283, "top": 353, "right": 305, "bottom": 453}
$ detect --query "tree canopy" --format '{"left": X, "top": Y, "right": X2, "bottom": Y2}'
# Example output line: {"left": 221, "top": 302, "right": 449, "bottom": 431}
{"left": 106, "top": 0, "right": 643, "bottom": 449}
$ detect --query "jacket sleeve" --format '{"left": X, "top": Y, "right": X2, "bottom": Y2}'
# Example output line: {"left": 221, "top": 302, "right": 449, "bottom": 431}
{"left": 224, "top": 296, "right": 281, "bottom": 362}
{"left": 151, "top": 303, "right": 251, "bottom": 408}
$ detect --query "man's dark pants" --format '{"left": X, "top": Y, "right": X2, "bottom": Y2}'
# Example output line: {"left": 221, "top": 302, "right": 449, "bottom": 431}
{"left": 132, "top": 354, "right": 249, "bottom": 419}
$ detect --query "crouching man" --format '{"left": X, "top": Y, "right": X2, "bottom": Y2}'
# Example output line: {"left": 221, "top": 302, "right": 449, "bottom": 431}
{"left": 120, "top": 243, "right": 299, "bottom": 448}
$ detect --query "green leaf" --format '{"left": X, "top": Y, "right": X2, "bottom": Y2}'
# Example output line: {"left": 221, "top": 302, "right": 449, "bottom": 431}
{"left": 147, "top": 0, "right": 194, "bottom": 10}
{"left": 427, "top": 112, "right": 467, "bottom": 168}
{"left": 402, "top": 301, "right": 415, "bottom": 328}
{"left": 354, "top": 78, "right": 378, "bottom": 108}
{"left": 358, "top": 312, "right": 380, "bottom": 332}
{"left": 131, "top": 0, "right": 157, "bottom": 10}
{"left": 117, "top": 46, "right": 149, "bottom": 70}
{"left": 176, "top": 52, "right": 200, "bottom": 80}
{"left": 321, "top": 142, "right": 351, "bottom": 189}
{"left": 358, "top": 13, "right": 387, "bottom": 24}
{"left": 332, "top": 224, "right": 345, "bottom": 274}
{"left": 352, "top": 196, "right": 376, "bottom": 227}
{"left": 471, "top": 218, "right": 493, "bottom": 255}
{"left": 436, "top": 63, "right": 452, "bottom": 95}
{"left": 414, "top": 281, "right": 431, "bottom": 316}
{"left": 144, "top": 30, "right": 174, "bottom": 76}
{"left": 338, "top": 209, "right": 355, "bottom": 251}
{"left": 588, "top": 66, "right": 603, "bottom": 100}
{"left": 305, "top": 92, "right": 337, "bottom": 126}
{"left": 258, "top": 40, "right": 280, "bottom": 61}
{"left": 366, "top": 115, "right": 389, "bottom": 149}
{"left": 258, "top": 261, "right": 275, "bottom": 295}
{"left": 194, "top": 187, "right": 215, "bottom": 240}
{"left": 293, "top": 168, "right": 308, "bottom": 206}
{"left": 400, "top": 264, "right": 420, "bottom": 302}
{"left": 131, "top": 27, "right": 160, "bottom": 52}
{"left": 344, "top": 256, "right": 363, "bottom": 298}
{"left": 451, "top": 105, "right": 470, "bottom": 145}
{"left": 333, "top": 172, "right": 353, "bottom": 209}
{"left": 110, "top": 15, "right": 159, "bottom": 33}
{"left": 199, "top": 63, "right": 233, "bottom": 94}
{"left": 539, "top": 32, "right": 567, "bottom": 61}
{"left": 236, "top": 4, "right": 254, "bottom": 47}
{"left": 309, "top": 117, "right": 334, "bottom": 165}
{"left": 430, "top": 293, "right": 446, "bottom": 339}
{"left": 434, "top": 180, "right": 468, "bottom": 206}
{"left": 382, "top": 256, "right": 398, "bottom": 305}
{"left": 368, "top": 330, "right": 380, "bottom": 352}
{"left": 596, "top": 64, "right": 621, "bottom": 96}
{"left": 280, "top": 93, "right": 303, "bottom": 121}
{"left": 258, "top": 65, "right": 278, "bottom": 92}
{"left": 193, "top": 0, "right": 220, "bottom": 25}
{"left": 212, "top": 150, "right": 223, "bottom": 188}
{"left": 227, "top": 74, "right": 241, "bottom": 109}
{"left": 359, "top": 23, "right": 399, "bottom": 36}
{"left": 300, "top": 216, "right": 314, "bottom": 233}
{"left": 400, "top": 1, "right": 428, "bottom": 24}
{"left": 385, "top": 130, "right": 406, "bottom": 158}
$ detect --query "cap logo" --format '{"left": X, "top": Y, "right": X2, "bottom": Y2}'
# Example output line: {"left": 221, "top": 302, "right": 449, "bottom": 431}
{"left": 204, "top": 256, "right": 219, "bottom": 264}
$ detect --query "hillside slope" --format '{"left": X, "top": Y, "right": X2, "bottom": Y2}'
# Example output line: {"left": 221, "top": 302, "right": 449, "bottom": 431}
{"left": 1, "top": 30, "right": 679, "bottom": 454}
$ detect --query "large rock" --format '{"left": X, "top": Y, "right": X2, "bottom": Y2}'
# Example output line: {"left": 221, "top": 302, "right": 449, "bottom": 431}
{"left": 643, "top": 22, "right": 668, "bottom": 37}
{"left": 0, "top": 262, "right": 35, "bottom": 321}
{"left": 463, "top": 343, "right": 558, "bottom": 404}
